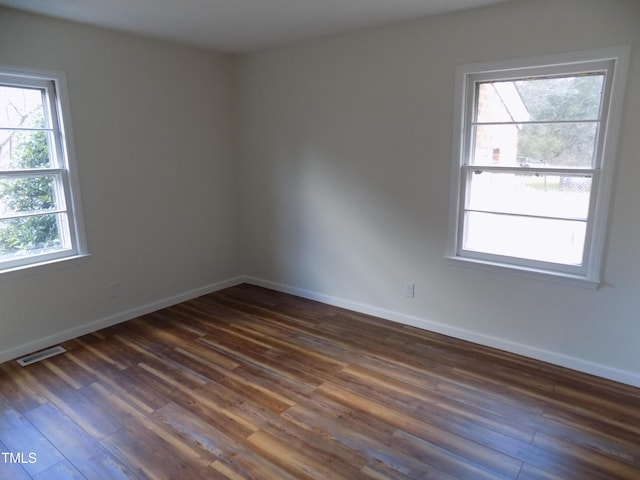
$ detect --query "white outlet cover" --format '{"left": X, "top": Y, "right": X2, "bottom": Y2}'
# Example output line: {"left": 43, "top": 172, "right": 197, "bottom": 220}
{"left": 403, "top": 282, "right": 415, "bottom": 298}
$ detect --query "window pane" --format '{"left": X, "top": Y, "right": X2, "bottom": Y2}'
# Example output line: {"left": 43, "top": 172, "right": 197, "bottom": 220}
{"left": 475, "top": 74, "right": 604, "bottom": 123}
{"left": 0, "top": 213, "right": 65, "bottom": 259}
{"left": 467, "top": 171, "right": 592, "bottom": 220}
{"left": 0, "top": 85, "right": 45, "bottom": 128}
{"left": 0, "top": 175, "right": 61, "bottom": 216}
{"left": 471, "top": 122, "right": 597, "bottom": 168}
{"left": 0, "top": 129, "right": 53, "bottom": 169}
{"left": 516, "top": 75, "right": 604, "bottom": 122}
{"left": 476, "top": 82, "right": 531, "bottom": 123}
{"left": 463, "top": 211, "right": 586, "bottom": 265}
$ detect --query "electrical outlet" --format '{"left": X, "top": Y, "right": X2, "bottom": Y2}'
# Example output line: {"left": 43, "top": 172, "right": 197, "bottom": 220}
{"left": 109, "top": 282, "right": 120, "bottom": 298}
{"left": 403, "top": 282, "right": 415, "bottom": 298}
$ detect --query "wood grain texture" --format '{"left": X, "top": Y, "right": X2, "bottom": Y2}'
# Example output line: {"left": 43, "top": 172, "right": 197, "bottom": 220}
{"left": 1, "top": 283, "right": 639, "bottom": 479}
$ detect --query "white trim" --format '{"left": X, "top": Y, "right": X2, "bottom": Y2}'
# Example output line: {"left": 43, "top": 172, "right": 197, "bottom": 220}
{"left": 0, "top": 253, "right": 91, "bottom": 280}
{"left": 457, "top": 45, "right": 631, "bottom": 76}
{"left": 446, "top": 45, "right": 631, "bottom": 287}
{"left": 243, "top": 276, "right": 640, "bottom": 388}
{"left": 0, "top": 64, "right": 88, "bottom": 273}
{"left": 3, "top": 273, "right": 638, "bottom": 387}
{"left": 445, "top": 255, "right": 599, "bottom": 289}
{"left": 52, "top": 67, "right": 89, "bottom": 258}
{"left": 0, "top": 276, "right": 244, "bottom": 364}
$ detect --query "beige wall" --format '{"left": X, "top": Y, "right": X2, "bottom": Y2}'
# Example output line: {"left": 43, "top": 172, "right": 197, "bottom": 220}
{"left": 2, "top": 0, "right": 640, "bottom": 386}
{"left": 0, "top": 8, "right": 240, "bottom": 358}
{"left": 236, "top": 0, "right": 640, "bottom": 385}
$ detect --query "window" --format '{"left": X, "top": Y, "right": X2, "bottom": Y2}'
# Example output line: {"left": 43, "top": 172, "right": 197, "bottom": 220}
{"left": 447, "top": 47, "right": 630, "bottom": 287}
{"left": 0, "top": 66, "right": 87, "bottom": 274}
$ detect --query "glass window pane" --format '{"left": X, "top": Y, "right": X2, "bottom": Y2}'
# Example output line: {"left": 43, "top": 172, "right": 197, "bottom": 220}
{"left": 475, "top": 74, "right": 604, "bottom": 123}
{"left": 476, "top": 82, "right": 531, "bottom": 123}
{"left": 471, "top": 122, "right": 597, "bottom": 168}
{"left": 516, "top": 74, "right": 604, "bottom": 122}
{"left": 0, "top": 85, "right": 45, "bottom": 128}
{"left": 0, "top": 175, "right": 60, "bottom": 216}
{"left": 463, "top": 211, "right": 586, "bottom": 265}
{"left": 0, "top": 213, "right": 65, "bottom": 259}
{"left": 0, "top": 129, "right": 53, "bottom": 169}
{"left": 466, "top": 171, "right": 592, "bottom": 220}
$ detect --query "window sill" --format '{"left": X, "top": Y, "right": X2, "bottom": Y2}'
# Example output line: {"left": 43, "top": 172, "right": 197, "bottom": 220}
{"left": 0, "top": 253, "right": 91, "bottom": 280}
{"left": 445, "top": 255, "right": 600, "bottom": 289}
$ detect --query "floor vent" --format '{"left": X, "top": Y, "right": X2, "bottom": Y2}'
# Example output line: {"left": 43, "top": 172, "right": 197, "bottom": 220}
{"left": 17, "top": 346, "right": 66, "bottom": 366}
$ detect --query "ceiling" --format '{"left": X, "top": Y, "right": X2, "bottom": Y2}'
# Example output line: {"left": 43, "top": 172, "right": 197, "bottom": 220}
{"left": 0, "top": 0, "right": 513, "bottom": 53}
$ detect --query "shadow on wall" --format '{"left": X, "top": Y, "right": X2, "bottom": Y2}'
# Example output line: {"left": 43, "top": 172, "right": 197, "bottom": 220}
{"left": 269, "top": 141, "right": 422, "bottom": 303}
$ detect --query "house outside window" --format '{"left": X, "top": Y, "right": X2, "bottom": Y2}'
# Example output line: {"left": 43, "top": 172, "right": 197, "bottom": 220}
{"left": 447, "top": 46, "right": 630, "bottom": 287}
{"left": 0, "top": 66, "right": 87, "bottom": 274}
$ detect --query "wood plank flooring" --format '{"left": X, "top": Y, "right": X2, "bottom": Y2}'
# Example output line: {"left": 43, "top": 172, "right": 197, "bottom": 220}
{"left": 1, "top": 283, "right": 639, "bottom": 479}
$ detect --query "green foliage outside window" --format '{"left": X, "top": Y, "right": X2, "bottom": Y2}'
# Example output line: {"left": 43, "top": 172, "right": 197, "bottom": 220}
{"left": 516, "top": 75, "right": 603, "bottom": 168}
{"left": 0, "top": 118, "right": 59, "bottom": 255}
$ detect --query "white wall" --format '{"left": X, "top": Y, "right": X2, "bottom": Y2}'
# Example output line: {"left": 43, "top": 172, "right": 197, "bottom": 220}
{"left": 236, "top": 0, "right": 640, "bottom": 385}
{"left": 0, "top": 9, "right": 241, "bottom": 359}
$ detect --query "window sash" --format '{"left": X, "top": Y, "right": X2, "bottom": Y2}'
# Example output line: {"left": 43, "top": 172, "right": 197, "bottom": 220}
{"left": 463, "top": 63, "right": 614, "bottom": 171}
{"left": 457, "top": 166, "right": 599, "bottom": 274}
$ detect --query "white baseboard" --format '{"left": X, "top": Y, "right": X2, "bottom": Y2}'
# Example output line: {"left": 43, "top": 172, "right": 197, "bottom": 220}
{"left": 243, "top": 276, "right": 640, "bottom": 388}
{"left": 0, "top": 276, "right": 244, "bottom": 364}
{"left": 5, "top": 274, "right": 638, "bottom": 388}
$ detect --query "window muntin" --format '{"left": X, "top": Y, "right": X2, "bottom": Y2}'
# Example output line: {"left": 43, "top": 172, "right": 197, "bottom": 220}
{"left": 448, "top": 47, "right": 630, "bottom": 285}
{"left": 0, "top": 68, "right": 86, "bottom": 272}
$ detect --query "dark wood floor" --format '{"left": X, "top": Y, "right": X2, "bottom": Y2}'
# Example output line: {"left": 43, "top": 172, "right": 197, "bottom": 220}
{"left": 1, "top": 284, "right": 639, "bottom": 479}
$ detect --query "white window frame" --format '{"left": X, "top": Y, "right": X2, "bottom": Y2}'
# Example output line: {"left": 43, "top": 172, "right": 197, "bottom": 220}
{"left": 446, "top": 46, "right": 630, "bottom": 288}
{"left": 0, "top": 65, "right": 88, "bottom": 276}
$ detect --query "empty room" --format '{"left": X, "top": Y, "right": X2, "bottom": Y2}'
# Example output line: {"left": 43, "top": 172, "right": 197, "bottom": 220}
{"left": 0, "top": 0, "right": 639, "bottom": 478}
